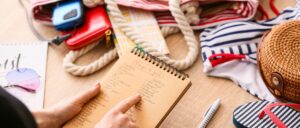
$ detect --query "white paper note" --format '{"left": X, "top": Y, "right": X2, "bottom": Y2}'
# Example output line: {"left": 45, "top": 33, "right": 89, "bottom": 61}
{"left": 0, "top": 42, "right": 48, "bottom": 110}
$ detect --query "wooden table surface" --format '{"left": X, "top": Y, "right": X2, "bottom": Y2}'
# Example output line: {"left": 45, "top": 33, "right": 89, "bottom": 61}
{"left": 0, "top": 0, "right": 296, "bottom": 128}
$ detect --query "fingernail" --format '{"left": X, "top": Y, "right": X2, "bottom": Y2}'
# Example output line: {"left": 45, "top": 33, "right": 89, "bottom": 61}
{"left": 135, "top": 94, "right": 141, "bottom": 98}
{"left": 94, "top": 83, "right": 101, "bottom": 88}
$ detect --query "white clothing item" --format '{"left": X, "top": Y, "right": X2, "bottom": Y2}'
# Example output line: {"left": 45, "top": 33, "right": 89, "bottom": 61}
{"left": 208, "top": 61, "right": 277, "bottom": 101}
{"left": 200, "top": 7, "right": 300, "bottom": 101}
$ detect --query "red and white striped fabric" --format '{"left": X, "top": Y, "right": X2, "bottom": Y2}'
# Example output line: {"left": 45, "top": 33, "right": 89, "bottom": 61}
{"left": 155, "top": 0, "right": 259, "bottom": 29}
{"left": 116, "top": 0, "right": 191, "bottom": 11}
{"left": 31, "top": 0, "right": 61, "bottom": 25}
{"left": 30, "top": 0, "right": 259, "bottom": 29}
{"left": 116, "top": 0, "right": 259, "bottom": 30}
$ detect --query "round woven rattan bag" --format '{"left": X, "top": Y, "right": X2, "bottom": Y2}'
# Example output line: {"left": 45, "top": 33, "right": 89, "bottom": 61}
{"left": 258, "top": 20, "right": 300, "bottom": 103}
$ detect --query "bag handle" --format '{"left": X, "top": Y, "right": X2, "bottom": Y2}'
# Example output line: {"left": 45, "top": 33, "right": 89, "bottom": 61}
{"left": 63, "top": 0, "right": 199, "bottom": 76}
{"left": 105, "top": 0, "right": 199, "bottom": 69}
{"left": 63, "top": 43, "right": 118, "bottom": 76}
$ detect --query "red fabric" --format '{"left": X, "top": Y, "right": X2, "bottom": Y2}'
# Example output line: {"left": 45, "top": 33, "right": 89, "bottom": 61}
{"left": 208, "top": 54, "right": 246, "bottom": 67}
{"left": 258, "top": 103, "right": 300, "bottom": 128}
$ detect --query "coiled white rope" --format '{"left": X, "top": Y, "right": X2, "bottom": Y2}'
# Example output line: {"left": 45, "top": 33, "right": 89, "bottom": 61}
{"left": 63, "top": 42, "right": 118, "bottom": 76}
{"left": 161, "top": 26, "right": 180, "bottom": 37}
{"left": 63, "top": 0, "right": 199, "bottom": 76}
{"left": 83, "top": 0, "right": 104, "bottom": 8}
{"left": 161, "top": 1, "right": 201, "bottom": 37}
{"left": 106, "top": 0, "right": 199, "bottom": 69}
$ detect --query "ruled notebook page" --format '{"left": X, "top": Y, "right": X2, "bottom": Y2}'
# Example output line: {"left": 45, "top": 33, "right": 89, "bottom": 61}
{"left": 64, "top": 49, "right": 191, "bottom": 128}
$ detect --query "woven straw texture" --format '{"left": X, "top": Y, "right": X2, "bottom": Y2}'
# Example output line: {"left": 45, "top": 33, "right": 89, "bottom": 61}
{"left": 258, "top": 20, "right": 300, "bottom": 103}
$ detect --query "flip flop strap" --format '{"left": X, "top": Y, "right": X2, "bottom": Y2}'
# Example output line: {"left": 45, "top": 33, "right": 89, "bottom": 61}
{"left": 258, "top": 4, "right": 269, "bottom": 20}
{"left": 270, "top": 0, "right": 280, "bottom": 16}
{"left": 258, "top": 103, "right": 300, "bottom": 128}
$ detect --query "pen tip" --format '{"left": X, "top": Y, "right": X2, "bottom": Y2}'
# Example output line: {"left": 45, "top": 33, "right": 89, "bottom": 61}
{"left": 216, "top": 98, "right": 221, "bottom": 104}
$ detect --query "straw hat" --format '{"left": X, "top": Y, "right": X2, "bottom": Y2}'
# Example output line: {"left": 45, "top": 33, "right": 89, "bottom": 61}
{"left": 258, "top": 20, "right": 300, "bottom": 103}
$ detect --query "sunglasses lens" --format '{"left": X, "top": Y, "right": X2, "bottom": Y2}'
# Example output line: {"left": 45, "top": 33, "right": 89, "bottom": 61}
{"left": 6, "top": 68, "right": 40, "bottom": 91}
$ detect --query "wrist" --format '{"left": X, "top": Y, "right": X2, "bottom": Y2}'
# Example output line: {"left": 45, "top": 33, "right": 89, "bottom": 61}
{"left": 32, "top": 110, "right": 53, "bottom": 128}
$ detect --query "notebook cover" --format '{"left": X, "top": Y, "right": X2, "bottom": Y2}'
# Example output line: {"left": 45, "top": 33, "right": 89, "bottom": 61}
{"left": 64, "top": 48, "right": 191, "bottom": 128}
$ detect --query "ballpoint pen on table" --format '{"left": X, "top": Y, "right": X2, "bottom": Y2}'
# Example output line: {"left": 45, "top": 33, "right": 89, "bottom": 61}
{"left": 199, "top": 98, "right": 221, "bottom": 128}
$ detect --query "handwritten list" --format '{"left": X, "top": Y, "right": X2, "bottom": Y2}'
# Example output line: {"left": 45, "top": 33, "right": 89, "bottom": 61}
{"left": 64, "top": 50, "right": 191, "bottom": 128}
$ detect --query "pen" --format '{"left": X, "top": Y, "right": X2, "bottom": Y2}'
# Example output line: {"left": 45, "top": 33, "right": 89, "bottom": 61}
{"left": 199, "top": 98, "right": 221, "bottom": 128}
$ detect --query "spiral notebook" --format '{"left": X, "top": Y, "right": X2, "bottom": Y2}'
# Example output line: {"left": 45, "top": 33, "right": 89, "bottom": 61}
{"left": 64, "top": 48, "right": 191, "bottom": 128}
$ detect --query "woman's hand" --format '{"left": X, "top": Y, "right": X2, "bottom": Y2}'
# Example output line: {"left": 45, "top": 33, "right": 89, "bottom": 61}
{"left": 32, "top": 83, "right": 101, "bottom": 128}
{"left": 32, "top": 83, "right": 141, "bottom": 128}
{"left": 95, "top": 94, "right": 141, "bottom": 128}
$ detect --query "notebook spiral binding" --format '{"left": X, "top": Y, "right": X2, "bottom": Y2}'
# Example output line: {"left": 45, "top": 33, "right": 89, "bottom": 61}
{"left": 131, "top": 48, "right": 189, "bottom": 80}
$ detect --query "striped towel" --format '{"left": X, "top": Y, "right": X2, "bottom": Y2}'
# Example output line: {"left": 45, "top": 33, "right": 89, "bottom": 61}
{"left": 31, "top": 0, "right": 259, "bottom": 29}
{"left": 199, "top": 7, "right": 300, "bottom": 101}
{"left": 233, "top": 101, "right": 300, "bottom": 128}
{"left": 117, "top": 0, "right": 236, "bottom": 11}
{"left": 155, "top": 0, "right": 259, "bottom": 29}
{"left": 116, "top": 0, "right": 259, "bottom": 30}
